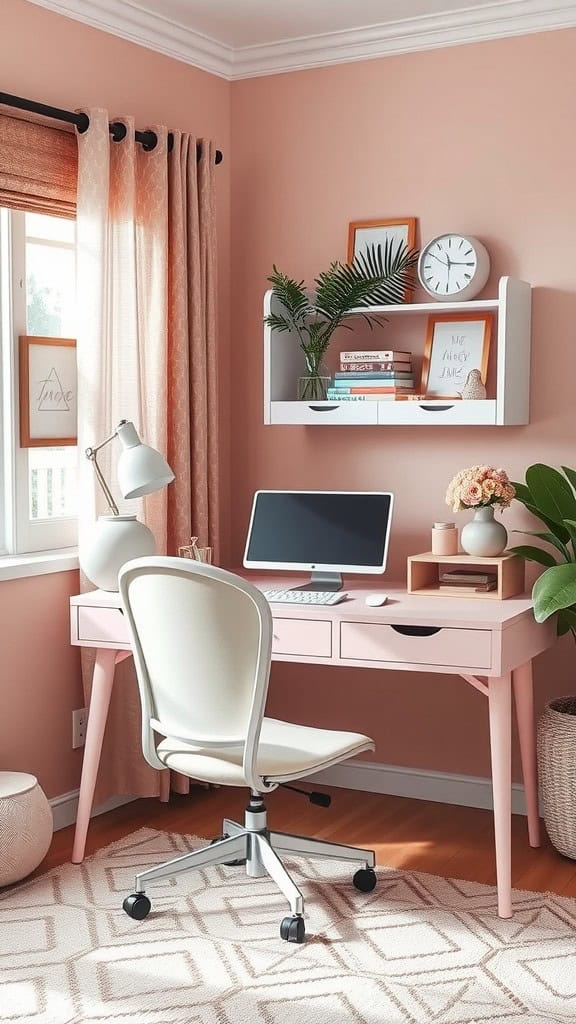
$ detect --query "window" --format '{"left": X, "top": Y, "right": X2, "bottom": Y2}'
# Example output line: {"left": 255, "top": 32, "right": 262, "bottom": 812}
{"left": 0, "top": 207, "right": 77, "bottom": 554}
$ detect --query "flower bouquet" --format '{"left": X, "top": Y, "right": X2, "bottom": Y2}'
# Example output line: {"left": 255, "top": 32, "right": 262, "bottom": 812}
{"left": 446, "top": 466, "right": 515, "bottom": 556}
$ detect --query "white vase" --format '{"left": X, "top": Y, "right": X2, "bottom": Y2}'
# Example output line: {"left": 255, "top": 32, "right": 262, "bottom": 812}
{"left": 80, "top": 514, "right": 156, "bottom": 591}
{"left": 460, "top": 506, "right": 508, "bottom": 557}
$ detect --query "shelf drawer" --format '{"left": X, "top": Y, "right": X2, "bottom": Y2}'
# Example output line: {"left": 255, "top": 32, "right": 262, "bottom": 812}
{"left": 272, "top": 617, "right": 332, "bottom": 658}
{"left": 76, "top": 606, "right": 130, "bottom": 645}
{"left": 377, "top": 400, "right": 497, "bottom": 426}
{"left": 340, "top": 621, "right": 491, "bottom": 669}
{"left": 270, "top": 401, "right": 378, "bottom": 425}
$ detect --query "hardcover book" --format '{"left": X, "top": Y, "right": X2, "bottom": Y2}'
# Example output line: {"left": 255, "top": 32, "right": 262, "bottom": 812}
{"left": 339, "top": 361, "right": 412, "bottom": 372}
{"left": 331, "top": 384, "right": 414, "bottom": 394}
{"left": 339, "top": 350, "right": 411, "bottom": 362}
{"left": 326, "top": 390, "right": 414, "bottom": 401}
{"left": 334, "top": 370, "right": 413, "bottom": 379}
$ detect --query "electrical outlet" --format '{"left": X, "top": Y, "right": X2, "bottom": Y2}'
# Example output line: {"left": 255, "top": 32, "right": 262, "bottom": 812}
{"left": 72, "top": 708, "right": 88, "bottom": 749}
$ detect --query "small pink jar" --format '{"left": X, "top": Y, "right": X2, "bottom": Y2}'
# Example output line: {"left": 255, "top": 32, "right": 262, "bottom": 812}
{"left": 431, "top": 522, "right": 459, "bottom": 556}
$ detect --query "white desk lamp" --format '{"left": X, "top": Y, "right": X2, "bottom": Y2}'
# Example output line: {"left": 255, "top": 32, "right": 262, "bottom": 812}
{"left": 80, "top": 420, "right": 174, "bottom": 591}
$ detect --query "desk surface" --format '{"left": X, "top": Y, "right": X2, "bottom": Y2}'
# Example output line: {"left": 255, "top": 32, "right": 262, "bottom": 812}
{"left": 71, "top": 573, "right": 536, "bottom": 632}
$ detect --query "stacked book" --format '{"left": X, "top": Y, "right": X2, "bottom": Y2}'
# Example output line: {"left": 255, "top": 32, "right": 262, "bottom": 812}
{"left": 438, "top": 569, "right": 498, "bottom": 593}
{"left": 327, "top": 350, "right": 415, "bottom": 402}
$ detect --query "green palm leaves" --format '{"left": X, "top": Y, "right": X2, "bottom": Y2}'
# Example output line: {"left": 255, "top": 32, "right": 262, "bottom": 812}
{"left": 265, "top": 240, "right": 418, "bottom": 374}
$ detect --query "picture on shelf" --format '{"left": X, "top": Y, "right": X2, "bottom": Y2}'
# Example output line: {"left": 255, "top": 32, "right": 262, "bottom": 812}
{"left": 347, "top": 218, "right": 417, "bottom": 302}
{"left": 421, "top": 313, "right": 493, "bottom": 399}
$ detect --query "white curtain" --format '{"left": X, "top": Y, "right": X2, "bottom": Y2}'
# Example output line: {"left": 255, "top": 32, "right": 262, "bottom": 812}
{"left": 75, "top": 110, "right": 170, "bottom": 800}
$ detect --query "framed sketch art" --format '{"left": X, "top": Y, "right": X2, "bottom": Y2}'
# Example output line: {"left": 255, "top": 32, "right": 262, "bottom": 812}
{"left": 19, "top": 335, "right": 77, "bottom": 446}
{"left": 421, "top": 313, "right": 493, "bottom": 399}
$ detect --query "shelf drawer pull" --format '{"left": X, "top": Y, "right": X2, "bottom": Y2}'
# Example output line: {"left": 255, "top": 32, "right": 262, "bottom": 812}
{"left": 390, "top": 624, "right": 442, "bottom": 637}
{"left": 308, "top": 404, "right": 339, "bottom": 412}
{"left": 418, "top": 404, "right": 454, "bottom": 412}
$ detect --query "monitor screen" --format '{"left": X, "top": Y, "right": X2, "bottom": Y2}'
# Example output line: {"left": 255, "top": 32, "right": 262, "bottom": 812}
{"left": 243, "top": 491, "right": 393, "bottom": 573}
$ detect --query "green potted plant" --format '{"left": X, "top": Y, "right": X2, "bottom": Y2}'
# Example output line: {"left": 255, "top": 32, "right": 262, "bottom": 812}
{"left": 265, "top": 241, "right": 418, "bottom": 401}
{"left": 511, "top": 462, "right": 576, "bottom": 858}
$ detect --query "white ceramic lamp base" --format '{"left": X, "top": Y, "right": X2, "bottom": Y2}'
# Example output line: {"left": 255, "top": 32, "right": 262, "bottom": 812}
{"left": 80, "top": 514, "right": 156, "bottom": 591}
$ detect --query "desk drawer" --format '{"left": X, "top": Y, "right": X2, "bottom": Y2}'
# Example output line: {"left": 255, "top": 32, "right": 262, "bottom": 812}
{"left": 76, "top": 606, "right": 130, "bottom": 645}
{"left": 272, "top": 617, "right": 332, "bottom": 658}
{"left": 340, "top": 621, "right": 491, "bottom": 669}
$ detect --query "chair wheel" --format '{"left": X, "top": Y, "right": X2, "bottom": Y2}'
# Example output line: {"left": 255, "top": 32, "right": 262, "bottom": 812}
{"left": 280, "top": 915, "right": 305, "bottom": 943}
{"left": 123, "top": 893, "right": 151, "bottom": 920}
{"left": 353, "top": 868, "right": 377, "bottom": 893}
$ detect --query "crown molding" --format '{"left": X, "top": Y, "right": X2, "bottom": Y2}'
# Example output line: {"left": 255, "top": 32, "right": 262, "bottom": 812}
{"left": 25, "top": 0, "right": 576, "bottom": 81}
{"left": 25, "top": 0, "right": 235, "bottom": 78}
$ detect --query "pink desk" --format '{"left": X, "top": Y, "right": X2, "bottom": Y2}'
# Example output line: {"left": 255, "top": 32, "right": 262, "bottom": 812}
{"left": 70, "top": 576, "right": 555, "bottom": 918}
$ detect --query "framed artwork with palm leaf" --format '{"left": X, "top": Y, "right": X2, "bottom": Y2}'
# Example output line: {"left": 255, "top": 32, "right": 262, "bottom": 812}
{"left": 347, "top": 218, "right": 417, "bottom": 301}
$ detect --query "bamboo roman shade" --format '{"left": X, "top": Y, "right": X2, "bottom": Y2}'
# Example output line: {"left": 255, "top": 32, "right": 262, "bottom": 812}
{"left": 0, "top": 113, "right": 77, "bottom": 217}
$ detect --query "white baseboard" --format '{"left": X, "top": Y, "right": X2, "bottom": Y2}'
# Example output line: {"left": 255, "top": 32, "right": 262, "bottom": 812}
{"left": 311, "top": 760, "right": 530, "bottom": 816}
{"left": 49, "top": 789, "right": 135, "bottom": 832}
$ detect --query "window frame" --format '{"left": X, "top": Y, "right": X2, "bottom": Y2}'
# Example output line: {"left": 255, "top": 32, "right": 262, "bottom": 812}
{"left": 1, "top": 207, "right": 78, "bottom": 555}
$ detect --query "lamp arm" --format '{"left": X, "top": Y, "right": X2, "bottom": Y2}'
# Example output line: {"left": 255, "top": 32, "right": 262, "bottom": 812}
{"left": 85, "top": 422, "right": 127, "bottom": 517}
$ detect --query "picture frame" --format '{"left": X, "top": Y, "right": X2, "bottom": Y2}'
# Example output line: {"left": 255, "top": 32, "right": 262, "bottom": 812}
{"left": 421, "top": 313, "right": 493, "bottom": 399}
{"left": 19, "top": 335, "right": 77, "bottom": 447}
{"left": 347, "top": 218, "right": 417, "bottom": 301}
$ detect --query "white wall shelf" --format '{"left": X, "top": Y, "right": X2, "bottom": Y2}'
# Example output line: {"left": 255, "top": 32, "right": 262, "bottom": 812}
{"left": 264, "top": 276, "right": 531, "bottom": 427}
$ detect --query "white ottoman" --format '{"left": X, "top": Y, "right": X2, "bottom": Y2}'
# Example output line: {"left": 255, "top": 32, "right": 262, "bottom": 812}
{"left": 0, "top": 772, "right": 53, "bottom": 886}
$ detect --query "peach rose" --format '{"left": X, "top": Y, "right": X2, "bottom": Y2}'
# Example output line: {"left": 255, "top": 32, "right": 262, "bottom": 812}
{"left": 461, "top": 481, "right": 483, "bottom": 506}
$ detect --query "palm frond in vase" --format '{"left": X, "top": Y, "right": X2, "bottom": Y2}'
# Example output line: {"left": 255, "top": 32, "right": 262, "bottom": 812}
{"left": 265, "top": 241, "right": 419, "bottom": 400}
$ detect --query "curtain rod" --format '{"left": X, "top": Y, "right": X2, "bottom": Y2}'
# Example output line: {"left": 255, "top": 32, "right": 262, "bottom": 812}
{"left": 0, "top": 92, "right": 223, "bottom": 164}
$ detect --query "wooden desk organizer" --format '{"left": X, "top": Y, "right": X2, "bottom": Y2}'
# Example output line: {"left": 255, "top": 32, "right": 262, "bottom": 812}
{"left": 407, "top": 552, "right": 525, "bottom": 600}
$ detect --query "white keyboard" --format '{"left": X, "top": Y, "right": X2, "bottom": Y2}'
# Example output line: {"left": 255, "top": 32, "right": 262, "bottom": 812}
{"left": 262, "top": 589, "right": 348, "bottom": 605}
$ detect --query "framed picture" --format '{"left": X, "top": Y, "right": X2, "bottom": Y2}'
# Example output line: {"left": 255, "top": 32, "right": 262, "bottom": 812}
{"left": 347, "top": 218, "right": 417, "bottom": 301}
{"left": 19, "top": 335, "right": 77, "bottom": 447}
{"left": 421, "top": 313, "right": 493, "bottom": 398}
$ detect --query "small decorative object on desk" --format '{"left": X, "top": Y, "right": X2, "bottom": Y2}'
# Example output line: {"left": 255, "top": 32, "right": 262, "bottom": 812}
{"left": 459, "top": 368, "right": 487, "bottom": 400}
{"left": 178, "top": 537, "right": 213, "bottom": 563}
{"left": 431, "top": 521, "right": 459, "bottom": 555}
{"left": 446, "top": 465, "right": 515, "bottom": 557}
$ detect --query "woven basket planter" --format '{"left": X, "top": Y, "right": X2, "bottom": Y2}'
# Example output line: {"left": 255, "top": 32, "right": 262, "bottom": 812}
{"left": 538, "top": 696, "right": 576, "bottom": 859}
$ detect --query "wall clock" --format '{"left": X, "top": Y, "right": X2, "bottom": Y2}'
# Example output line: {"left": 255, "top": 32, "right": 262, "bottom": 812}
{"left": 418, "top": 234, "right": 490, "bottom": 301}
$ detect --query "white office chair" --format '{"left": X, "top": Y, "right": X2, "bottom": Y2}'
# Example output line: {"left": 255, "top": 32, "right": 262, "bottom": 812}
{"left": 118, "top": 556, "right": 377, "bottom": 943}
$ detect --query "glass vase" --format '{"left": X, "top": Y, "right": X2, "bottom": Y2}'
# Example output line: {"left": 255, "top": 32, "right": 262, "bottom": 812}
{"left": 297, "top": 374, "right": 330, "bottom": 401}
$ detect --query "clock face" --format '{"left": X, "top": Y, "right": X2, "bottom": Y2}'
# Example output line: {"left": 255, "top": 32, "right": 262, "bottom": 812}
{"left": 420, "top": 235, "right": 478, "bottom": 296}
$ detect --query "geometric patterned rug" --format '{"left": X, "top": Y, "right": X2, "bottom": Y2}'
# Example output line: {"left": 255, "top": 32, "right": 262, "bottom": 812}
{"left": 1, "top": 827, "right": 575, "bottom": 1024}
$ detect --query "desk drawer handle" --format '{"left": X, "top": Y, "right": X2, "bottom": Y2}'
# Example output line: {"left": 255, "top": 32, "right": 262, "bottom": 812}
{"left": 418, "top": 405, "right": 454, "bottom": 413}
{"left": 308, "top": 404, "right": 339, "bottom": 412}
{"left": 391, "top": 624, "right": 441, "bottom": 637}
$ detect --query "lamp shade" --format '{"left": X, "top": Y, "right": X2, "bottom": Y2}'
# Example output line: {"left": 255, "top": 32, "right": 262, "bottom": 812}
{"left": 116, "top": 421, "right": 174, "bottom": 500}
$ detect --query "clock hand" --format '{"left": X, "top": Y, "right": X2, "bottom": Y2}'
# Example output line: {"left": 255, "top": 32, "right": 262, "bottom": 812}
{"left": 449, "top": 261, "right": 475, "bottom": 266}
{"left": 427, "top": 252, "right": 448, "bottom": 266}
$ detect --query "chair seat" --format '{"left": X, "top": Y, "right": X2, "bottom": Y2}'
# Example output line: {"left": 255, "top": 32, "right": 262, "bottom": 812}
{"left": 156, "top": 717, "right": 374, "bottom": 786}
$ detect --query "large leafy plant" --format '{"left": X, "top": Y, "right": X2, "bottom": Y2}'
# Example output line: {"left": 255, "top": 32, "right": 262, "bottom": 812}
{"left": 510, "top": 463, "right": 576, "bottom": 637}
{"left": 265, "top": 241, "right": 418, "bottom": 393}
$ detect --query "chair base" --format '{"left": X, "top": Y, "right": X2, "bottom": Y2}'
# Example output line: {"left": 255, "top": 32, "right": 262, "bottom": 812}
{"left": 124, "top": 795, "right": 376, "bottom": 940}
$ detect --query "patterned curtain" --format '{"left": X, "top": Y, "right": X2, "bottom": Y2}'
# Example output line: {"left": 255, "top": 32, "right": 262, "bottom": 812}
{"left": 75, "top": 110, "right": 218, "bottom": 803}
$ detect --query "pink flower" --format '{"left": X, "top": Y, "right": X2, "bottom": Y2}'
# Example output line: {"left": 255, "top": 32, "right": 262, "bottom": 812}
{"left": 461, "top": 482, "right": 483, "bottom": 506}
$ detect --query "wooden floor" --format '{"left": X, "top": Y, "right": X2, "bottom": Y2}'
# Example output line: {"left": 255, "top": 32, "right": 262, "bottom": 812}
{"left": 40, "top": 785, "right": 576, "bottom": 898}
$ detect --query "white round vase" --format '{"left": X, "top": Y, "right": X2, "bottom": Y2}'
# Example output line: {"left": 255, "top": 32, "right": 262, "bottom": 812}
{"left": 80, "top": 514, "right": 156, "bottom": 591}
{"left": 0, "top": 772, "right": 53, "bottom": 886}
{"left": 460, "top": 506, "right": 508, "bottom": 557}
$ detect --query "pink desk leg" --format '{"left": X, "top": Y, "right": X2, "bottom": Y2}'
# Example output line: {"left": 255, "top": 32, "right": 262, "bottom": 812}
{"left": 513, "top": 661, "right": 541, "bottom": 848}
{"left": 488, "top": 672, "right": 512, "bottom": 919}
{"left": 72, "top": 648, "right": 118, "bottom": 863}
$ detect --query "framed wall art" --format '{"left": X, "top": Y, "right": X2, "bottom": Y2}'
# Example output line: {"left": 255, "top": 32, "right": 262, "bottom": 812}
{"left": 421, "top": 313, "right": 493, "bottom": 399}
{"left": 347, "top": 218, "right": 417, "bottom": 301}
{"left": 19, "top": 335, "right": 77, "bottom": 446}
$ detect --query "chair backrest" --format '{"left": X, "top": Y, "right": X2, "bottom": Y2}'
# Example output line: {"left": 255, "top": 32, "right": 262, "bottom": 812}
{"left": 118, "top": 557, "right": 274, "bottom": 791}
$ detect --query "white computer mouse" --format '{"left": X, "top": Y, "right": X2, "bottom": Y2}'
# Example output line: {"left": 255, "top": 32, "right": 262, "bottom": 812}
{"left": 365, "top": 593, "right": 388, "bottom": 607}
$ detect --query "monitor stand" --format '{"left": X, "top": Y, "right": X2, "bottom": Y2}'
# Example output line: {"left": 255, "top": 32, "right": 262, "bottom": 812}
{"left": 291, "top": 571, "right": 343, "bottom": 593}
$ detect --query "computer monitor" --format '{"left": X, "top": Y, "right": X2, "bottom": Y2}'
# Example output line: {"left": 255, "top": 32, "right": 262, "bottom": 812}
{"left": 243, "top": 490, "right": 394, "bottom": 591}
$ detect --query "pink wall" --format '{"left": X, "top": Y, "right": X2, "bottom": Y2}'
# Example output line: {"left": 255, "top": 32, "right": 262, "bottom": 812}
{"left": 1, "top": 0, "right": 231, "bottom": 797}
{"left": 231, "top": 30, "right": 576, "bottom": 781}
